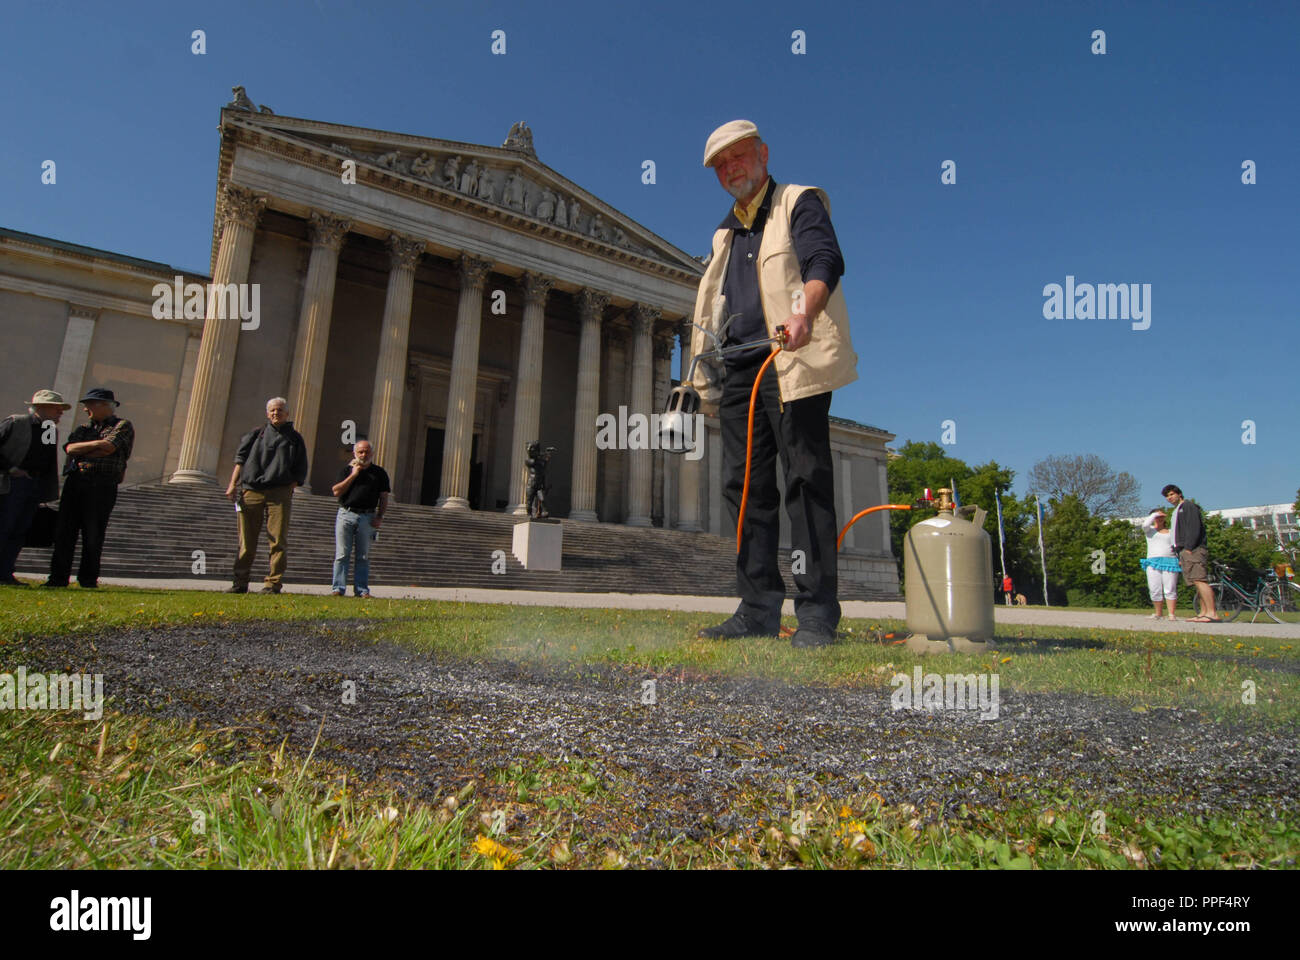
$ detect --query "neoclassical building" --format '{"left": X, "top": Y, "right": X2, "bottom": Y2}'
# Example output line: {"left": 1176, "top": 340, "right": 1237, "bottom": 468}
{"left": 0, "top": 90, "right": 900, "bottom": 590}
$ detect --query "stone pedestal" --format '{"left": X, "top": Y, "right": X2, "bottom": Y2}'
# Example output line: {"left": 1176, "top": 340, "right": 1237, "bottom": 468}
{"left": 512, "top": 519, "right": 562, "bottom": 571}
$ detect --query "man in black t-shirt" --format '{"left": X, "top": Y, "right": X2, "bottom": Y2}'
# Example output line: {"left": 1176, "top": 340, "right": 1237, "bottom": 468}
{"left": 329, "top": 439, "right": 390, "bottom": 597}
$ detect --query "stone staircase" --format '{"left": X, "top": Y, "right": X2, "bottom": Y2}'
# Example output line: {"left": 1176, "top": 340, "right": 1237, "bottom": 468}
{"left": 15, "top": 482, "right": 901, "bottom": 599}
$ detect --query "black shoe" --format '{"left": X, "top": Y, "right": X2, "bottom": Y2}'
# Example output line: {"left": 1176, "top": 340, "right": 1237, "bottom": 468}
{"left": 697, "top": 613, "right": 776, "bottom": 640}
{"left": 77, "top": 582, "right": 98, "bottom": 589}
{"left": 0, "top": 576, "right": 23, "bottom": 586}
{"left": 226, "top": 584, "right": 248, "bottom": 594}
{"left": 40, "top": 580, "right": 68, "bottom": 589}
{"left": 791, "top": 622, "right": 836, "bottom": 648}
{"left": 260, "top": 585, "right": 282, "bottom": 594}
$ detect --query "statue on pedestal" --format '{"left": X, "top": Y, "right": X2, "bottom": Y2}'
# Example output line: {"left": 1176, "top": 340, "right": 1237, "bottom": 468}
{"left": 525, "top": 441, "right": 556, "bottom": 519}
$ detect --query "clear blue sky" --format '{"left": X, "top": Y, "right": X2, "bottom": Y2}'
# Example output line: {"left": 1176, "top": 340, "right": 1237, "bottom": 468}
{"left": 2, "top": 0, "right": 1295, "bottom": 511}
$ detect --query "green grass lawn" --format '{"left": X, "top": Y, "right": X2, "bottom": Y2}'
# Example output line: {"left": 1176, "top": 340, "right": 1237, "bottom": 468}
{"left": 1, "top": 584, "right": 1297, "bottom": 869}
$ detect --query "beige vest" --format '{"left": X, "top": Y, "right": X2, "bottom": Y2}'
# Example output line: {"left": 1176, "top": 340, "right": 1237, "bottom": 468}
{"left": 690, "top": 183, "right": 858, "bottom": 404}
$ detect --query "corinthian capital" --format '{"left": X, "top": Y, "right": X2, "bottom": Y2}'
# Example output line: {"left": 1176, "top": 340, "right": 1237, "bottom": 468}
{"left": 458, "top": 254, "right": 493, "bottom": 290}
{"left": 220, "top": 185, "right": 268, "bottom": 229}
{"left": 387, "top": 233, "right": 425, "bottom": 270}
{"left": 575, "top": 288, "right": 610, "bottom": 324}
{"left": 309, "top": 212, "right": 352, "bottom": 250}
{"left": 521, "top": 271, "right": 554, "bottom": 307}
{"left": 630, "top": 303, "right": 661, "bottom": 337}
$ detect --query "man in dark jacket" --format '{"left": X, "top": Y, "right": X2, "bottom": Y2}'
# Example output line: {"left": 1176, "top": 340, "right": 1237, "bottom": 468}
{"left": 0, "top": 389, "right": 71, "bottom": 584}
{"left": 45, "top": 388, "right": 135, "bottom": 589}
{"left": 1163, "top": 483, "right": 1218, "bottom": 622}
{"left": 226, "top": 397, "right": 308, "bottom": 594}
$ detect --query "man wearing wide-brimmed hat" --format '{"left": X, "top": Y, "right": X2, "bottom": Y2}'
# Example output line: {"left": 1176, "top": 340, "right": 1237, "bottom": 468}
{"left": 0, "top": 390, "right": 72, "bottom": 584}
{"left": 43, "top": 388, "right": 134, "bottom": 589}
{"left": 690, "top": 120, "right": 858, "bottom": 649}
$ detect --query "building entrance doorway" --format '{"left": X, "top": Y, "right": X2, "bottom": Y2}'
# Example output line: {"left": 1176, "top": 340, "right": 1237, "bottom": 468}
{"left": 420, "top": 428, "right": 481, "bottom": 509}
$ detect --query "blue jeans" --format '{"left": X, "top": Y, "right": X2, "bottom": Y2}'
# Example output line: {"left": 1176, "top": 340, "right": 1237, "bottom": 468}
{"left": 332, "top": 508, "right": 376, "bottom": 595}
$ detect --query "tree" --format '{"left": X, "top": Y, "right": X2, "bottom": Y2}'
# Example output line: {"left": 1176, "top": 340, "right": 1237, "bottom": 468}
{"left": 1027, "top": 454, "right": 1141, "bottom": 517}
{"left": 886, "top": 441, "right": 1035, "bottom": 595}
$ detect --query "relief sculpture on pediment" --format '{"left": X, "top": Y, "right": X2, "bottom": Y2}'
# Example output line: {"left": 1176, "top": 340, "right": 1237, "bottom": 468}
{"left": 411, "top": 153, "right": 438, "bottom": 180}
{"left": 376, "top": 151, "right": 407, "bottom": 174}
{"left": 459, "top": 161, "right": 478, "bottom": 194}
{"left": 303, "top": 136, "right": 653, "bottom": 256}
{"left": 535, "top": 188, "right": 555, "bottom": 221}
{"left": 503, "top": 170, "right": 525, "bottom": 211}
{"left": 476, "top": 166, "right": 495, "bottom": 202}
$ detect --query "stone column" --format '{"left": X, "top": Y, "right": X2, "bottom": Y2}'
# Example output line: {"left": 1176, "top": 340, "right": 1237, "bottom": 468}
{"left": 437, "top": 254, "right": 492, "bottom": 510}
{"left": 675, "top": 320, "right": 703, "bottom": 531}
{"left": 625, "top": 304, "right": 658, "bottom": 526}
{"left": 568, "top": 288, "right": 608, "bottom": 521}
{"left": 52, "top": 305, "right": 100, "bottom": 450}
{"left": 285, "top": 212, "right": 351, "bottom": 492}
{"left": 368, "top": 233, "right": 425, "bottom": 488}
{"left": 840, "top": 453, "right": 855, "bottom": 550}
{"left": 163, "top": 329, "right": 203, "bottom": 479}
{"left": 651, "top": 335, "right": 671, "bottom": 526}
{"left": 171, "top": 185, "right": 267, "bottom": 483}
{"left": 508, "top": 273, "right": 552, "bottom": 514}
{"left": 877, "top": 458, "right": 892, "bottom": 554}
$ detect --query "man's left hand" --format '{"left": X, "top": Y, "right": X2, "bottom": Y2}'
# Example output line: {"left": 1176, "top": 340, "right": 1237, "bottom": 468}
{"left": 783, "top": 314, "right": 812, "bottom": 351}
{"left": 372, "top": 517, "right": 383, "bottom": 528}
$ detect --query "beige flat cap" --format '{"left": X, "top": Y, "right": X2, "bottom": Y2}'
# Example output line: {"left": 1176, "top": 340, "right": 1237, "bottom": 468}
{"left": 703, "top": 119, "right": 761, "bottom": 166}
{"left": 27, "top": 389, "right": 71, "bottom": 409}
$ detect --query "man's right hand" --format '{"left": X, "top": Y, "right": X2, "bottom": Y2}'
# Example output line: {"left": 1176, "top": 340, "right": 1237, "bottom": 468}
{"left": 225, "top": 485, "right": 237, "bottom": 502}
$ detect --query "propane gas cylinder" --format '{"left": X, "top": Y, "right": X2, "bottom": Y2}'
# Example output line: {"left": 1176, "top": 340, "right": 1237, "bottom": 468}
{"left": 903, "top": 488, "right": 994, "bottom": 643}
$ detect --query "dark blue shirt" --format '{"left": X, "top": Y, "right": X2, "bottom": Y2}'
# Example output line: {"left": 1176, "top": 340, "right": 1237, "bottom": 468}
{"left": 719, "top": 179, "right": 845, "bottom": 367}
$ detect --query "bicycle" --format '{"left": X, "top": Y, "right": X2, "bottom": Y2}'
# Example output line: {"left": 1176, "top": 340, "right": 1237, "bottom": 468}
{"left": 1195, "top": 560, "right": 1284, "bottom": 624}
{"left": 1260, "top": 568, "right": 1300, "bottom": 615}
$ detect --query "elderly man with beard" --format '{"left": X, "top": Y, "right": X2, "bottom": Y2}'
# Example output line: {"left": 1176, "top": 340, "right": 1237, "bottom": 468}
{"left": 689, "top": 120, "right": 858, "bottom": 648}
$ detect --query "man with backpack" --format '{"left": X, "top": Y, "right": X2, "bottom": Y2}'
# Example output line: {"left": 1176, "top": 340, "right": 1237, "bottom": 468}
{"left": 226, "top": 397, "right": 308, "bottom": 594}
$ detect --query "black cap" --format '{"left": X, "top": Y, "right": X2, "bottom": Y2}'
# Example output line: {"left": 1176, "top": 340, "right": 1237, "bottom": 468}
{"left": 79, "top": 388, "right": 120, "bottom": 406}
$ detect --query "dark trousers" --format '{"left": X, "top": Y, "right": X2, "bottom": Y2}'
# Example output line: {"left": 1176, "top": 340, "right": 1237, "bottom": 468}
{"left": 0, "top": 475, "right": 40, "bottom": 579}
{"left": 49, "top": 474, "right": 118, "bottom": 586}
{"left": 720, "top": 361, "right": 840, "bottom": 630}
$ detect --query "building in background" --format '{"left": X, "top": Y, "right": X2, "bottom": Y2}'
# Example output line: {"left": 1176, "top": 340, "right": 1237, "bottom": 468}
{"left": 0, "top": 89, "right": 900, "bottom": 593}
{"left": 1211, "top": 504, "right": 1299, "bottom": 545}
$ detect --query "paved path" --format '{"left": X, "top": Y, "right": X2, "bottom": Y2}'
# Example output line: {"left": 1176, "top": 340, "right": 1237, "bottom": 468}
{"left": 16, "top": 572, "right": 1300, "bottom": 638}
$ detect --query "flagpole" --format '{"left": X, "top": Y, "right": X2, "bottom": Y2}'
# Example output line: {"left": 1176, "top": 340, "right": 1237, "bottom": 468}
{"left": 1036, "top": 495, "right": 1049, "bottom": 606}
{"left": 995, "top": 490, "right": 1008, "bottom": 579}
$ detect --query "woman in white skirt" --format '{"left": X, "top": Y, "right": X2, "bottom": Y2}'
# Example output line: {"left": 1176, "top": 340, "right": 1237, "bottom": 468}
{"left": 1140, "top": 509, "right": 1180, "bottom": 620}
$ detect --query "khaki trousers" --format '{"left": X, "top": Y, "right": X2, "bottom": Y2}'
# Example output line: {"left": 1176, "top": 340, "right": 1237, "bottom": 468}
{"left": 234, "top": 485, "right": 294, "bottom": 587}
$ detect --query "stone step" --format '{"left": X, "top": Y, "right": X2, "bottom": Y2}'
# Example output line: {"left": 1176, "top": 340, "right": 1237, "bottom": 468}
{"left": 16, "top": 483, "right": 901, "bottom": 599}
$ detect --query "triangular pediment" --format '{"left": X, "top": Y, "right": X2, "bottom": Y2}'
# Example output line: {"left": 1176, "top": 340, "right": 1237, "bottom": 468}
{"left": 221, "top": 107, "right": 704, "bottom": 276}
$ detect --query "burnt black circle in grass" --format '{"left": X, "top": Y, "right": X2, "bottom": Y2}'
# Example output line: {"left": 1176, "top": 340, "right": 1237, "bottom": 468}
{"left": 14, "top": 619, "right": 1299, "bottom": 836}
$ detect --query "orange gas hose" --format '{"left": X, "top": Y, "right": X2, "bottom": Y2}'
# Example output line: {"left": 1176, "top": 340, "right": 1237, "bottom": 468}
{"left": 837, "top": 504, "right": 913, "bottom": 550}
{"left": 734, "top": 344, "right": 913, "bottom": 553}
{"left": 737, "top": 348, "right": 782, "bottom": 553}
